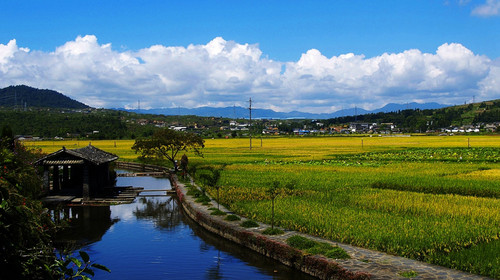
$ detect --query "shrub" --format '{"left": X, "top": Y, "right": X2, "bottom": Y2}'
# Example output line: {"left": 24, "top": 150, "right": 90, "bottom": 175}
{"left": 240, "top": 220, "right": 259, "bottom": 228}
{"left": 262, "top": 227, "right": 284, "bottom": 235}
{"left": 287, "top": 235, "right": 317, "bottom": 250}
{"left": 186, "top": 188, "right": 202, "bottom": 197}
{"left": 210, "top": 209, "right": 227, "bottom": 216}
{"left": 195, "top": 195, "right": 211, "bottom": 203}
{"left": 287, "top": 236, "right": 350, "bottom": 259}
{"left": 224, "top": 214, "right": 241, "bottom": 221}
{"left": 325, "top": 247, "right": 351, "bottom": 259}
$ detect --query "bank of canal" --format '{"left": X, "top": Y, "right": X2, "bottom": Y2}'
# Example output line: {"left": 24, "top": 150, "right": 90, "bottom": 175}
{"left": 56, "top": 173, "right": 316, "bottom": 279}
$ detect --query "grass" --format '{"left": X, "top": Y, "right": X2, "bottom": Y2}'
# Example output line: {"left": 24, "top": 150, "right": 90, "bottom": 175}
{"left": 27, "top": 136, "right": 500, "bottom": 279}
{"left": 286, "top": 235, "right": 350, "bottom": 259}
{"left": 240, "top": 220, "right": 259, "bottom": 228}
{"left": 399, "top": 270, "right": 418, "bottom": 278}
{"left": 262, "top": 228, "right": 284, "bottom": 235}
{"left": 210, "top": 209, "right": 227, "bottom": 216}
{"left": 224, "top": 214, "right": 241, "bottom": 221}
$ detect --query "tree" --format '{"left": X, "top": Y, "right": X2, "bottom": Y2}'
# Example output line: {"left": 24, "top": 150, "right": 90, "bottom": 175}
{"left": 199, "top": 167, "right": 223, "bottom": 210}
{"left": 267, "top": 180, "right": 293, "bottom": 230}
{"left": 132, "top": 128, "right": 204, "bottom": 171}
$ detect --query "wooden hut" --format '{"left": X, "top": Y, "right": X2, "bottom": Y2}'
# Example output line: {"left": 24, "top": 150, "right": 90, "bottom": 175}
{"left": 35, "top": 145, "right": 118, "bottom": 200}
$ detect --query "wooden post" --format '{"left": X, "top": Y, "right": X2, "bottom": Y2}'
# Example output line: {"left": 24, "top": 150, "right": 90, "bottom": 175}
{"left": 53, "top": 166, "right": 60, "bottom": 192}
{"left": 82, "top": 165, "right": 90, "bottom": 201}
{"left": 43, "top": 166, "right": 50, "bottom": 194}
{"left": 468, "top": 138, "right": 470, "bottom": 148}
{"left": 63, "top": 165, "right": 69, "bottom": 189}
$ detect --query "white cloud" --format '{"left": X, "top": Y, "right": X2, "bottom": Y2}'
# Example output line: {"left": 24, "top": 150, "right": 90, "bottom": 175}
{"left": 0, "top": 35, "right": 498, "bottom": 113}
{"left": 472, "top": 0, "right": 500, "bottom": 16}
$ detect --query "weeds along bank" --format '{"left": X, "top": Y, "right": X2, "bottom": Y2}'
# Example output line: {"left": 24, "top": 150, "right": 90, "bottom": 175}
{"left": 27, "top": 136, "right": 500, "bottom": 279}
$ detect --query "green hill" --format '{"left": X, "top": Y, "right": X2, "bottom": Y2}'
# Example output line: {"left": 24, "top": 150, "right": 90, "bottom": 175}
{"left": 323, "top": 100, "right": 500, "bottom": 132}
{"left": 0, "top": 85, "right": 89, "bottom": 109}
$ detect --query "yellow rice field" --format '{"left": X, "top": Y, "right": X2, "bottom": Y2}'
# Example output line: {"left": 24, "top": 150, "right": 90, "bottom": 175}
{"left": 25, "top": 135, "right": 500, "bottom": 278}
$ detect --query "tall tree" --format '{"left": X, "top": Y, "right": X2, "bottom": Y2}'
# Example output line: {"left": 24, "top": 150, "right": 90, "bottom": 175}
{"left": 199, "top": 167, "right": 223, "bottom": 210}
{"left": 267, "top": 180, "right": 293, "bottom": 230}
{"left": 132, "top": 128, "right": 204, "bottom": 171}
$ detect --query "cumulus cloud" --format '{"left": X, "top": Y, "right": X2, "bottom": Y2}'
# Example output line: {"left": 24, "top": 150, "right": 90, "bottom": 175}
{"left": 472, "top": 0, "right": 500, "bottom": 16}
{"left": 0, "top": 35, "right": 498, "bottom": 113}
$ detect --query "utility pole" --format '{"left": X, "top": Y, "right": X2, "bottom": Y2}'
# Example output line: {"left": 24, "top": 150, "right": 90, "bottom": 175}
{"left": 249, "top": 98, "right": 252, "bottom": 150}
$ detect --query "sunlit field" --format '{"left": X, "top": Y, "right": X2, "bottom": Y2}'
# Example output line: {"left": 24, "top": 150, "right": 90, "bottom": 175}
{"left": 26, "top": 135, "right": 500, "bottom": 278}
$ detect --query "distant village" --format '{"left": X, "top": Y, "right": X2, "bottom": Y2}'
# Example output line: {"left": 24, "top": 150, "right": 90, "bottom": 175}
{"left": 117, "top": 118, "right": 499, "bottom": 136}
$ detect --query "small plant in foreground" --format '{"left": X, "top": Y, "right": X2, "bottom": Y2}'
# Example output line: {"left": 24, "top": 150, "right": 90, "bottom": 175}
{"left": 325, "top": 247, "right": 351, "bottom": 259}
{"left": 399, "top": 270, "right": 418, "bottom": 278}
{"left": 224, "top": 214, "right": 241, "bottom": 221}
{"left": 240, "top": 220, "right": 259, "bottom": 228}
{"left": 262, "top": 227, "right": 284, "bottom": 235}
{"left": 195, "top": 195, "right": 211, "bottom": 203}
{"left": 286, "top": 235, "right": 316, "bottom": 250}
{"left": 286, "top": 235, "right": 350, "bottom": 259}
{"left": 210, "top": 209, "right": 227, "bottom": 216}
{"left": 51, "top": 251, "right": 111, "bottom": 279}
{"left": 186, "top": 188, "right": 202, "bottom": 197}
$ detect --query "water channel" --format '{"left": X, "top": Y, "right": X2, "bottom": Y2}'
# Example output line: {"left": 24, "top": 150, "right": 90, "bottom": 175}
{"left": 55, "top": 172, "right": 316, "bottom": 279}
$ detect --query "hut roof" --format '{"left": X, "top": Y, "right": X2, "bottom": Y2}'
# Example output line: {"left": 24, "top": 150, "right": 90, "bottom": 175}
{"left": 35, "top": 144, "right": 118, "bottom": 166}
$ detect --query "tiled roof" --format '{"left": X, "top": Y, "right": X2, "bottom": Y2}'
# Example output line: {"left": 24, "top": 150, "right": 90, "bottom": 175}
{"left": 67, "top": 145, "right": 118, "bottom": 165}
{"left": 35, "top": 145, "right": 118, "bottom": 166}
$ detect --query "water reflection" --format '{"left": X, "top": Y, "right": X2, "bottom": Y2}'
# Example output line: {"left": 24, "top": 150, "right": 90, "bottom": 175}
{"left": 206, "top": 250, "right": 223, "bottom": 280}
{"left": 54, "top": 206, "right": 118, "bottom": 250}
{"left": 52, "top": 174, "right": 316, "bottom": 279}
{"left": 133, "top": 196, "right": 181, "bottom": 230}
{"left": 183, "top": 207, "right": 317, "bottom": 280}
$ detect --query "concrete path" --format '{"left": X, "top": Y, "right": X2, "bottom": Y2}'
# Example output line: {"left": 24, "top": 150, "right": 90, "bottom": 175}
{"left": 175, "top": 178, "right": 493, "bottom": 280}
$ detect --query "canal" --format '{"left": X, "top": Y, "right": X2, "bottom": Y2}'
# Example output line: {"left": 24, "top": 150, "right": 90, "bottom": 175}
{"left": 55, "top": 173, "right": 316, "bottom": 279}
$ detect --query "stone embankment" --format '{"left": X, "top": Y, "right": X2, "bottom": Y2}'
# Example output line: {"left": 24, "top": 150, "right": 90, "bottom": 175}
{"left": 170, "top": 175, "right": 493, "bottom": 280}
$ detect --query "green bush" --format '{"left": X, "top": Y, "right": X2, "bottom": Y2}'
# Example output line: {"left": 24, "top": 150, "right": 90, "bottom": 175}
{"left": 262, "top": 228, "right": 284, "bottom": 235}
{"left": 240, "top": 220, "right": 259, "bottom": 228}
{"left": 186, "top": 188, "right": 202, "bottom": 197}
{"left": 210, "top": 209, "right": 227, "bottom": 216}
{"left": 287, "top": 235, "right": 350, "bottom": 259}
{"left": 325, "top": 247, "right": 351, "bottom": 259}
{"left": 224, "top": 214, "right": 241, "bottom": 221}
{"left": 195, "top": 195, "right": 211, "bottom": 203}
{"left": 286, "top": 235, "right": 317, "bottom": 250}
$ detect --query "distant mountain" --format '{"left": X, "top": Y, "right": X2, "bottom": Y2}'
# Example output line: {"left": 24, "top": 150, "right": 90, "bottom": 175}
{"left": 0, "top": 85, "right": 89, "bottom": 109}
{"left": 117, "top": 102, "right": 447, "bottom": 119}
{"left": 372, "top": 102, "right": 445, "bottom": 113}
{"left": 0, "top": 84, "right": 448, "bottom": 119}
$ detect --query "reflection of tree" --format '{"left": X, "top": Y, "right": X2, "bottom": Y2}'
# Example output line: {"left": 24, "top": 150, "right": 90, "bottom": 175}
{"left": 206, "top": 250, "right": 223, "bottom": 280}
{"left": 133, "top": 197, "right": 181, "bottom": 230}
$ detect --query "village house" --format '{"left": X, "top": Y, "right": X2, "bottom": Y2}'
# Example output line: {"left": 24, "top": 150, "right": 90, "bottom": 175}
{"left": 35, "top": 145, "right": 118, "bottom": 201}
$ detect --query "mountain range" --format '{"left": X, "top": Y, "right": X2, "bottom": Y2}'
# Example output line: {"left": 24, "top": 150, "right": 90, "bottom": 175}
{"left": 117, "top": 102, "right": 447, "bottom": 119}
{"left": 0, "top": 85, "right": 447, "bottom": 119}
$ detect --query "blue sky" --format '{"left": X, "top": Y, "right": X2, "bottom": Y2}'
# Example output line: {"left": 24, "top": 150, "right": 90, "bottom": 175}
{"left": 1, "top": 0, "right": 500, "bottom": 112}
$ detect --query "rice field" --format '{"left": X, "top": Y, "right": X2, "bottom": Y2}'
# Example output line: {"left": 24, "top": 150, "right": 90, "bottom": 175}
{"left": 26, "top": 135, "right": 500, "bottom": 278}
